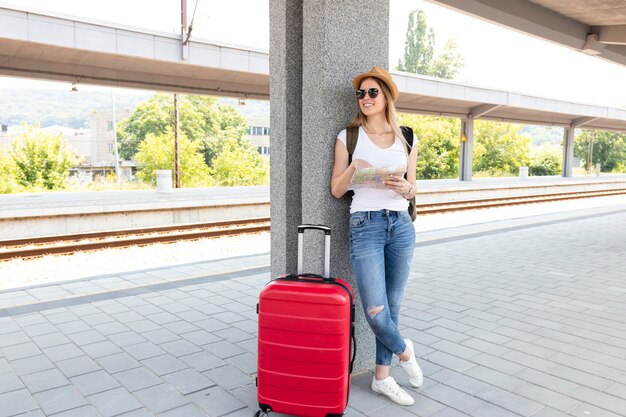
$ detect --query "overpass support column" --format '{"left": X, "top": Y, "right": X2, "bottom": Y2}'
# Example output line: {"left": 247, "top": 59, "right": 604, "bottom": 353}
{"left": 270, "top": 0, "right": 389, "bottom": 372}
{"left": 459, "top": 117, "right": 474, "bottom": 181}
{"left": 562, "top": 125, "right": 575, "bottom": 178}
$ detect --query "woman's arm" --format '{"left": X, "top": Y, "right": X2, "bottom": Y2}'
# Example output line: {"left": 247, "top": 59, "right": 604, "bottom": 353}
{"left": 331, "top": 139, "right": 369, "bottom": 198}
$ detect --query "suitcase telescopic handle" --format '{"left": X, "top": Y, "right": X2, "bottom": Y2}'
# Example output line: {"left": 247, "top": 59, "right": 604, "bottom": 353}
{"left": 297, "top": 224, "right": 331, "bottom": 277}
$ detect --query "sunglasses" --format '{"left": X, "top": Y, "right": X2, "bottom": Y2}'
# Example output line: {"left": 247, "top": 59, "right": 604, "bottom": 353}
{"left": 355, "top": 88, "right": 379, "bottom": 99}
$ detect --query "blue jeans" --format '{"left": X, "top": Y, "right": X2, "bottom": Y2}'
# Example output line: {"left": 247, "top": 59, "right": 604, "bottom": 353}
{"left": 349, "top": 209, "right": 415, "bottom": 366}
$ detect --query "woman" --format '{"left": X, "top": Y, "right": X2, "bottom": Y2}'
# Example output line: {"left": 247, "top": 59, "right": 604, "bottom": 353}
{"left": 331, "top": 66, "right": 422, "bottom": 406}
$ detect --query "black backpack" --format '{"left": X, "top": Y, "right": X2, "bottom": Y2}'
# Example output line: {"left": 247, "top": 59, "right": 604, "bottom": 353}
{"left": 345, "top": 126, "right": 417, "bottom": 221}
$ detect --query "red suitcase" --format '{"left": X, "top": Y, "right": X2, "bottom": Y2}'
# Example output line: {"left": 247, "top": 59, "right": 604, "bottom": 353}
{"left": 256, "top": 224, "right": 356, "bottom": 417}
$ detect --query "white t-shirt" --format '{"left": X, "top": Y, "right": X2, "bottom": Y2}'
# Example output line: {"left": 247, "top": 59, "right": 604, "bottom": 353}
{"left": 337, "top": 126, "right": 417, "bottom": 213}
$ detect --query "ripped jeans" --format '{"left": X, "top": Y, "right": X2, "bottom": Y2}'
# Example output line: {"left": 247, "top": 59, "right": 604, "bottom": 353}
{"left": 349, "top": 209, "right": 415, "bottom": 366}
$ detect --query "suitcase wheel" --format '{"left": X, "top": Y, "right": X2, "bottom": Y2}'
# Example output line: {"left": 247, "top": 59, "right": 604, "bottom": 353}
{"left": 254, "top": 411, "right": 270, "bottom": 417}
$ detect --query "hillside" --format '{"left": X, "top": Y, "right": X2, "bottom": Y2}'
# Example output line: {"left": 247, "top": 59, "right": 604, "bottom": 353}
{"left": 0, "top": 89, "right": 270, "bottom": 129}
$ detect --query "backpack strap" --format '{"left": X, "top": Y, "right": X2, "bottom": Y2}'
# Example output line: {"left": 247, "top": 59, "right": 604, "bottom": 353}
{"left": 400, "top": 125, "right": 414, "bottom": 152}
{"left": 346, "top": 126, "right": 359, "bottom": 165}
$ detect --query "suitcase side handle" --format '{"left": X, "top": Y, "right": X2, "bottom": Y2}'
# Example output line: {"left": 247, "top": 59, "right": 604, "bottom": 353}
{"left": 297, "top": 224, "right": 331, "bottom": 277}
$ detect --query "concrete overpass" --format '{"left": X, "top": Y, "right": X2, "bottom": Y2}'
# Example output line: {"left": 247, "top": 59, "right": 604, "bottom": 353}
{"left": 428, "top": 0, "right": 626, "bottom": 67}
{"left": 0, "top": 5, "right": 270, "bottom": 99}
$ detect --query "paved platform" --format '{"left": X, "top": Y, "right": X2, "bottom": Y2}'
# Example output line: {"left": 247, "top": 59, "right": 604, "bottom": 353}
{"left": 1, "top": 205, "right": 626, "bottom": 416}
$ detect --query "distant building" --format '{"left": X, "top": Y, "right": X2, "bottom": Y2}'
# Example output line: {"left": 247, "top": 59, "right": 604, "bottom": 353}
{"left": 83, "top": 109, "right": 134, "bottom": 180}
{"left": 244, "top": 116, "right": 270, "bottom": 156}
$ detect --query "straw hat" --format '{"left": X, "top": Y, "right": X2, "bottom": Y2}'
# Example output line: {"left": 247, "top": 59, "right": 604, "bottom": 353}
{"left": 352, "top": 66, "right": 399, "bottom": 102}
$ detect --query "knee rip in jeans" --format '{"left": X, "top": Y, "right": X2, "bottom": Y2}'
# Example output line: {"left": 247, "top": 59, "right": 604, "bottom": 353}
{"left": 367, "top": 305, "right": 384, "bottom": 318}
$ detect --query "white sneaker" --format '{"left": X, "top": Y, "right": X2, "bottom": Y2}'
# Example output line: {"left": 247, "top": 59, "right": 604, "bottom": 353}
{"left": 399, "top": 338, "right": 424, "bottom": 388}
{"left": 371, "top": 376, "right": 414, "bottom": 406}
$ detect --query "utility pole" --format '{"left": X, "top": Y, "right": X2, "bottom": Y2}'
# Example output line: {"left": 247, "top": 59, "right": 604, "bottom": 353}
{"left": 173, "top": 0, "right": 187, "bottom": 189}
{"left": 174, "top": 93, "right": 180, "bottom": 188}
{"left": 587, "top": 130, "right": 595, "bottom": 174}
{"left": 111, "top": 88, "right": 121, "bottom": 185}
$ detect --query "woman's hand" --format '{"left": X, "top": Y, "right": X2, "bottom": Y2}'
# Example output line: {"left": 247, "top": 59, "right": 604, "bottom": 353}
{"left": 383, "top": 175, "right": 412, "bottom": 195}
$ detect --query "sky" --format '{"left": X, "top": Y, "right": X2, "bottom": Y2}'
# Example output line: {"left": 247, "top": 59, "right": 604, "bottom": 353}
{"left": 1, "top": 0, "right": 626, "bottom": 108}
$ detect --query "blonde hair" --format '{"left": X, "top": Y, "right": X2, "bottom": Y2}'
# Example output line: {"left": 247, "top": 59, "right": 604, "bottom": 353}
{"left": 348, "top": 77, "right": 408, "bottom": 150}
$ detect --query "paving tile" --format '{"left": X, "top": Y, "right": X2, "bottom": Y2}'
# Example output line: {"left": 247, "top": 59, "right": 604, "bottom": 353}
{"left": 11, "top": 354, "right": 54, "bottom": 376}
{"left": 190, "top": 386, "right": 245, "bottom": 416}
{"left": 141, "top": 354, "right": 188, "bottom": 376}
{"left": 31, "top": 332, "right": 71, "bottom": 349}
{"left": 162, "top": 320, "right": 201, "bottom": 335}
{"left": 51, "top": 405, "right": 102, "bottom": 417}
{"left": 569, "top": 403, "right": 625, "bottom": 417}
{"left": 213, "top": 327, "right": 255, "bottom": 343}
{"left": 569, "top": 386, "right": 626, "bottom": 416}
{"left": 33, "top": 385, "right": 88, "bottom": 415}
{"left": 204, "top": 364, "right": 251, "bottom": 390}
{"left": 124, "top": 341, "right": 166, "bottom": 361}
{"left": 156, "top": 403, "right": 209, "bottom": 417}
{"left": 55, "top": 355, "right": 100, "bottom": 378}
{"left": 2, "top": 342, "right": 42, "bottom": 360}
{"left": 163, "top": 368, "right": 215, "bottom": 395}
{"left": 107, "top": 331, "right": 147, "bottom": 347}
{"left": 180, "top": 350, "right": 226, "bottom": 372}
{"left": 43, "top": 343, "right": 83, "bottom": 362}
{"left": 13, "top": 314, "right": 47, "bottom": 327}
{"left": 422, "top": 383, "right": 487, "bottom": 414}
{"left": 225, "top": 351, "right": 257, "bottom": 375}
{"left": 21, "top": 368, "right": 70, "bottom": 393}
{"left": 141, "top": 328, "right": 180, "bottom": 345}
{"left": 113, "top": 367, "right": 162, "bottom": 392}
{"left": 67, "top": 329, "right": 107, "bottom": 346}
{"left": 202, "top": 340, "right": 246, "bottom": 359}
{"left": 429, "top": 368, "right": 490, "bottom": 396}
{"left": 21, "top": 322, "right": 58, "bottom": 337}
{"left": 81, "top": 340, "right": 123, "bottom": 359}
{"left": 96, "top": 352, "right": 142, "bottom": 374}
{"left": 476, "top": 386, "right": 545, "bottom": 417}
{"left": 0, "top": 389, "right": 38, "bottom": 417}
{"left": 125, "top": 319, "right": 163, "bottom": 334}
{"left": 88, "top": 387, "right": 142, "bottom": 417}
{"left": 92, "top": 321, "right": 130, "bottom": 336}
{"left": 180, "top": 329, "right": 220, "bottom": 346}
{"left": 70, "top": 370, "right": 121, "bottom": 396}
{"left": 133, "top": 384, "right": 189, "bottom": 414}
{"left": 55, "top": 320, "right": 92, "bottom": 335}
{"left": 159, "top": 339, "right": 202, "bottom": 357}
{"left": 513, "top": 383, "right": 581, "bottom": 413}
{"left": 0, "top": 371, "right": 25, "bottom": 394}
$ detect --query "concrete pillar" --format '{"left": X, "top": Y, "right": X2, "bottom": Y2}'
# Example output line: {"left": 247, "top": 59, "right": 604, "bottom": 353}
{"left": 459, "top": 117, "right": 474, "bottom": 181}
{"left": 270, "top": 0, "right": 389, "bottom": 372}
{"left": 562, "top": 125, "right": 574, "bottom": 177}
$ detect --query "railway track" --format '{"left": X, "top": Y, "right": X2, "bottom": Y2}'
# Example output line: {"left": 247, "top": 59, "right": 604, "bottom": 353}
{"left": 0, "top": 218, "right": 271, "bottom": 261}
{"left": 1, "top": 187, "right": 625, "bottom": 260}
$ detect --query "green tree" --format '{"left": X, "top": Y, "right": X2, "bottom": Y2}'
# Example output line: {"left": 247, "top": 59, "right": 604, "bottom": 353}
{"left": 473, "top": 121, "right": 531, "bottom": 175}
{"left": 396, "top": 10, "right": 464, "bottom": 79}
{"left": 398, "top": 113, "right": 460, "bottom": 179}
{"left": 429, "top": 39, "right": 464, "bottom": 79}
{"left": 117, "top": 94, "right": 248, "bottom": 166}
{"left": 210, "top": 138, "right": 269, "bottom": 186}
{"left": 574, "top": 130, "right": 626, "bottom": 172}
{"left": 9, "top": 126, "right": 78, "bottom": 190}
{"left": 134, "top": 129, "right": 212, "bottom": 188}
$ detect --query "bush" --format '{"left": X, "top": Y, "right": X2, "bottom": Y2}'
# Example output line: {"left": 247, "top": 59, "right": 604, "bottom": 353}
{"left": 529, "top": 147, "right": 561, "bottom": 176}
{"left": 0, "top": 150, "right": 22, "bottom": 194}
